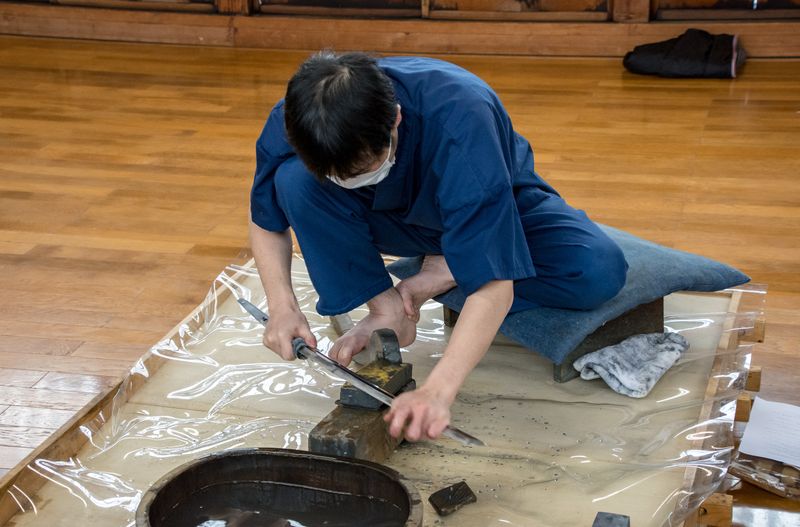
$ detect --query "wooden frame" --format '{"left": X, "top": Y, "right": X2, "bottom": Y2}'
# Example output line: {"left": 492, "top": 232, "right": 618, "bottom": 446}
{"left": 259, "top": 5, "right": 422, "bottom": 17}
{"left": 0, "top": 273, "right": 765, "bottom": 524}
{"left": 657, "top": 8, "right": 800, "bottom": 20}
{"left": 672, "top": 289, "right": 760, "bottom": 525}
{"left": 1, "top": 2, "right": 800, "bottom": 57}
{"left": 52, "top": 0, "right": 215, "bottom": 13}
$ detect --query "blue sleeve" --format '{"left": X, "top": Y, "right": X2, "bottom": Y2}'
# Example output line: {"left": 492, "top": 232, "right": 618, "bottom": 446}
{"left": 251, "top": 101, "right": 293, "bottom": 232}
{"left": 434, "top": 103, "right": 536, "bottom": 297}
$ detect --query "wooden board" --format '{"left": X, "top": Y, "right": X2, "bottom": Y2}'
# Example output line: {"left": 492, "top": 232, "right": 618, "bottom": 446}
{"left": 1, "top": 2, "right": 800, "bottom": 56}
{"left": 0, "top": 276, "right": 757, "bottom": 525}
{"left": 676, "top": 290, "right": 745, "bottom": 525}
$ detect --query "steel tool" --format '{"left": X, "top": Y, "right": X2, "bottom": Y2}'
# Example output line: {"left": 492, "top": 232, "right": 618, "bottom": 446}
{"left": 238, "top": 297, "right": 485, "bottom": 447}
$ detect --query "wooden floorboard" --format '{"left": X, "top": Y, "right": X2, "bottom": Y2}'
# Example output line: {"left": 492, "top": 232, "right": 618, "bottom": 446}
{"left": 0, "top": 35, "right": 798, "bottom": 522}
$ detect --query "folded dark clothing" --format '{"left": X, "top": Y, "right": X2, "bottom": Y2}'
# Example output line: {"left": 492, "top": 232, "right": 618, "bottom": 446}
{"left": 624, "top": 28, "right": 746, "bottom": 79}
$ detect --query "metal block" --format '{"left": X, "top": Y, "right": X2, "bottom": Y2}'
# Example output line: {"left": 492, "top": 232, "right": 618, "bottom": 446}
{"left": 428, "top": 480, "right": 477, "bottom": 517}
{"left": 370, "top": 327, "right": 402, "bottom": 364}
{"left": 592, "top": 512, "right": 630, "bottom": 527}
{"left": 340, "top": 360, "right": 412, "bottom": 410}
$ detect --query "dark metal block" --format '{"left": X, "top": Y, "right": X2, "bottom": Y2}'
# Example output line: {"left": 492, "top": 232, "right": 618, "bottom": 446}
{"left": 428, "top": 480, "right": 477, "bottom": 517}
{"left": 339, "top": 360, "right": 413, "bottom": 410}
{"left": 592, "top": 511, "right": 630, "bottom": 527}
{"left": 370, "top": 327, "right": 402, "bottom": 364}
{"left": 554, "top": 298, "right": 664, "bottom": 383}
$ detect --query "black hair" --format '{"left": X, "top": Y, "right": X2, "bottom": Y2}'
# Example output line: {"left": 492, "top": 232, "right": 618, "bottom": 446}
{"left": 284, "top": 51, "right": 397, "bottom": 181}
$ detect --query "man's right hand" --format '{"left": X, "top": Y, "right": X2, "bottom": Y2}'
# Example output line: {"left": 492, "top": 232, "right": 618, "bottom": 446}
{"left": 262, "top": 307, "right": 317, "bottom": 361}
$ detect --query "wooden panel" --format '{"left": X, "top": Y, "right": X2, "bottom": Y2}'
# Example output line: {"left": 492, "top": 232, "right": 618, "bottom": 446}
{"left": 0, "top": 407, "right": 76, "bottom": 430}
{"left": 0, "top": 427, "right": 55, "bottom": 449}
{"left": 2, "top": 3, "right": 800, "bottom": 56}
{"left": 0, "top": 370, "right": 46, "bottom": 388}
{"left": 0, "top": 336, "right": 82, "bottom": 356}
{"left": 259, "top": 0, "right": 420, "bottom": 16}
{"left": 427, "top": 9, "right": 608, "bottom": 18}
{"left": 659, "top": 0, "right": 800, "bottom": 8}
{"left": 0, "top": 387, "right": 95, "bottom": 412}
{"left": 431, "top": 0, "right": 607, "bottom": 12}
{"left": 263, "top": 0, "right": 418, "bottom": 7}
{"left": 0, "top": 447, "right": 30, "bottom": 471}
{"left": 0, "top": 2, "right": 232, "bottom": 46}
{"left": 0, "top": 353, "right": 132, "bottom": 378}
{"left": 658, "top": 8, "right": 800, "bottom": 19}
{"left": 235, "top": 14, "right": 800, "bottom": 56}
{"left": 216, "top": 0, "right": 252, "bottom": 14}
{"left": 33, "top": 372, "right": 117, "bottom": 394}
{"left": 259, "top": 4, "right": 421, "bottom": 15}
{"left": 52, "top": 0, "right": 215, "bottom": 11}
{"left": 612, "top": 0, "right": 651, "bottom": 21}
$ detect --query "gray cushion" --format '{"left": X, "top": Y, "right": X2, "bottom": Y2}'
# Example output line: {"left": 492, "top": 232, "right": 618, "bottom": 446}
{"left": 386, "top": 225, "right": 749, "bottom": 365}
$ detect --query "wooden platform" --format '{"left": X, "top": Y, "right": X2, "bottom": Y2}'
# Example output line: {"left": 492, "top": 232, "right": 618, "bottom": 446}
{"left": 0, "top": 36, "right": 799, "bottom": 522}
{"left": 0, "top": 263, "right": 768, "bottom": 525}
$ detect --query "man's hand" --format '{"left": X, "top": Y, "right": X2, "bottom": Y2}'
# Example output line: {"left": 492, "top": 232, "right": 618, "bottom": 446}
{"left": 384, "top": 385, "right": 453, "bottom": 442}
{"left": 262, "top": 307, "right": 317, "bottom": 361}
{"left": 386, "top": 280, "right": 514, "bottom": 442}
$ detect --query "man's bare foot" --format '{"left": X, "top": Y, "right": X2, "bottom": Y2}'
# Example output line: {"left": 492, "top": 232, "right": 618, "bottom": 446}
{"left": 396, "top": 255, "right": 456, "bottom": 322}
{"left": 328, "top": 287, "right": 416, "bottom": 366}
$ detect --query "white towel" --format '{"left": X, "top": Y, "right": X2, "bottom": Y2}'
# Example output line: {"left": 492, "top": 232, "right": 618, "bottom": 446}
{"left": 573, "top": 332, "right": 689, "bottom": 398}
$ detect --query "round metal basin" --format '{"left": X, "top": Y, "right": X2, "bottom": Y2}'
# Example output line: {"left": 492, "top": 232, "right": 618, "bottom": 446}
{"left": 136, "top": 448, "right": 422, "bottom": 527}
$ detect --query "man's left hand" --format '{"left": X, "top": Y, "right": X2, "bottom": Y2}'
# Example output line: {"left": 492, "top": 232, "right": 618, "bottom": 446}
{"left": 384, "top": 385, "right": 453, "bottom": 441}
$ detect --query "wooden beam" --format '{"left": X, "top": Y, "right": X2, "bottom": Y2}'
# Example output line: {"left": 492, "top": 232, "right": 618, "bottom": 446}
{"left": 427, "top": 10, "right": 609, "bottom": 21}
{"left": 258, "top": 5, "right": 421, "bottom": 17}
{"left": 745, "top": 365, "right": 762, "bottom": 392}
{"left": 735, "top": 392, "right": 754, "bottom": 422}
{"left": 2, "top": 2, "right": 800, "bottom": 56}
{"left": 421, "top": 0, "right": 430, "bottom": 17}
{"left": 611, "top": 0, "right": 650, "bottom": 22}
{"left": 696, "top": 493, "right": 733, "bottom": 527}
{"left": 657, "top": 8, "right": 800, "bottom": 21}
{"left": 0, "top": 2, "right": 233, "bottom": 47}
{"left": 215, "top": 0, "right": 252, "bottom": 15}
{"left": 52, "top": 0, "right": 214, "bottom": 12}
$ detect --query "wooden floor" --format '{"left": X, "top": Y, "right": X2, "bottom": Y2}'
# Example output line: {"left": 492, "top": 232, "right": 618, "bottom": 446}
{"left": 0, "top": 36, "right": 798, "bottom": 521}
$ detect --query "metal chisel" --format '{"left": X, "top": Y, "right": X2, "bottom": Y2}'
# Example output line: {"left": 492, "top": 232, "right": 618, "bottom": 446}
{"left": 238, "top": 297, "right": 485, "bottom": 447}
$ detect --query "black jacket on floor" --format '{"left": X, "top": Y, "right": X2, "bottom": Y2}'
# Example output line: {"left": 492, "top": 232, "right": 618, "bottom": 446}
{"left": 623, "top": 29, "right": 746, "bottom": 79}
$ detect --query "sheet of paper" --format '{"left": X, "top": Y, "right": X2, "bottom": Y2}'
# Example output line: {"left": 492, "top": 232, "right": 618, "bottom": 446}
{"left": 739, "top": 397, "right": 800, "bottom": 468}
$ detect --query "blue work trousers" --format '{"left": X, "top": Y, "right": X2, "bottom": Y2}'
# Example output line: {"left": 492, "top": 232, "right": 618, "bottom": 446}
{"left": 274, "top": 160, "right": 627, "bottom": 316}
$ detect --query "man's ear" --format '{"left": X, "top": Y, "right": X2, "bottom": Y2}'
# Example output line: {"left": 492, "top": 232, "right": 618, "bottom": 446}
{"left": 395, "top": 104, "right": 403, "bottom": 128}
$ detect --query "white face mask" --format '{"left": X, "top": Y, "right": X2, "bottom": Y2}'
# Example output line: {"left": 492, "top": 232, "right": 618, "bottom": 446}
{"left": 328, "top": 135, "right": 395, "bottom": 189}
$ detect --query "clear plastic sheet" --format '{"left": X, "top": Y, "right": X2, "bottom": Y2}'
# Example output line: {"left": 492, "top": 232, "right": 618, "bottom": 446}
{"left": 1, "top": 257, "right": 764, "bottom": 527}
{"left": 729, "top": 454, "right": 800, "bottom": 501}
